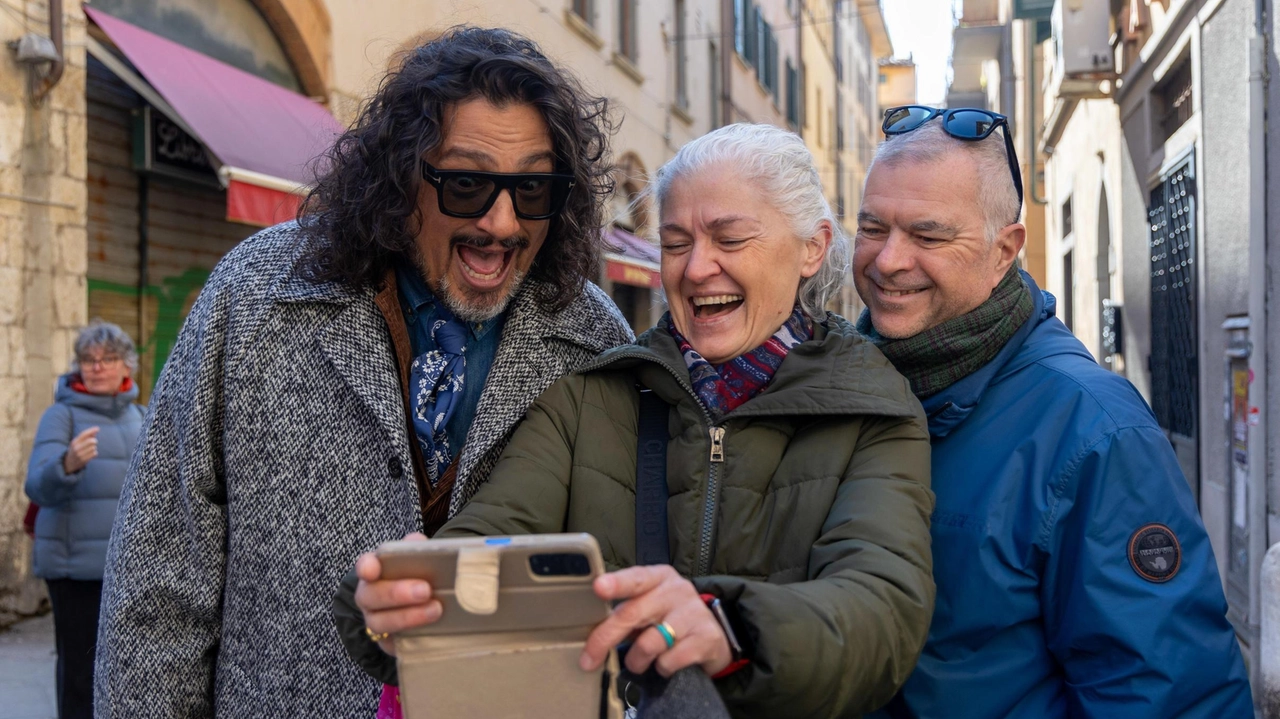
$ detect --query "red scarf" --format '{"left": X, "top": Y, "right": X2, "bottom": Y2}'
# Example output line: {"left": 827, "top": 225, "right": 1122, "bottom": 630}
{"left": 70, "top": 375, "right": 134, "bottom": 394}
{"left": 665, "top": 306, "right": 812, "bottom": 420}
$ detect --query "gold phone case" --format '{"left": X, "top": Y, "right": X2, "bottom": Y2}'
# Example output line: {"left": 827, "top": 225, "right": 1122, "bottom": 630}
{"left": 377, "top": 533, "right": 625, "bottom": 719}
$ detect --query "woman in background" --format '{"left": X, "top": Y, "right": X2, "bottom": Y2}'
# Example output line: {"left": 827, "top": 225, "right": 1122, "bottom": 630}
{"left": 25, "top": 320, "right": 144, "bottom": 719}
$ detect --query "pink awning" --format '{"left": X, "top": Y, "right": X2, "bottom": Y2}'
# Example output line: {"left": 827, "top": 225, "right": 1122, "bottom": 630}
{"left": 604, "top": 226, "right": 661, "bottom": 289}
{"left": 85, "top": 7, "right": 342, "bottom": 225}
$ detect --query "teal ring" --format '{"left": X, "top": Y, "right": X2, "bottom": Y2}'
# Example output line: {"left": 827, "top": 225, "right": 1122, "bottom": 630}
{"left": 655, "top": 622, "right": 676, "bottom": 649}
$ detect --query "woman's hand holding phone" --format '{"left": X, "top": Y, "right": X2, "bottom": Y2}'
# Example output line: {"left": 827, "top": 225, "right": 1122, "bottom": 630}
{"left": 355, "top": 532, "right": 445, "bottom": 656}
{"left": 580, "top": 564, "right": 732, "bottom": 678}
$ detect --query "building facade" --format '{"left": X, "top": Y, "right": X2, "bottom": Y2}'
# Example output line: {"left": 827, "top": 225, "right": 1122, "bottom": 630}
{"left": 876, "top": 56, "right": 917, "bottom": 109}
{"left": 1038, "top": 0, "right": 1280, "bottom": 699}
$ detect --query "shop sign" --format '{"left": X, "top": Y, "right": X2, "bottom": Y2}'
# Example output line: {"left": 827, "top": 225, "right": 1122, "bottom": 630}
{"left": 132, "top": 106, "right": 219, "bottom": 186}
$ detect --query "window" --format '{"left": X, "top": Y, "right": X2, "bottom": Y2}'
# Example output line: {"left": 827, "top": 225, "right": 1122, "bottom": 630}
{"left": 800, "top": 61, "right": 807, "bottom": 127}
{"left": 835, "top": 96, "right": 844, "bottom": 151}
{"left": 771, "top": 44, "right": 780, "bottom": 103}
{"left": 734, "top": 0, "right": 747, "bottom": 59}
{"left": 833, "top": 10, "right": 843, "bottom": 83}
{"left": 675, "top": 0, "right": 687, "bottom": 109}
{"left": 747, "top": 8, "right": 777, "bottom": 98}
{"left": 1154, "top": 56, "right": 1193, "bottom": 143}
{"left": 710, "top": 41, "right": 721, "bottom": 127}
{"left": 816, "top": 88, "right": 823, "bottom": 146}
{"left": 835, "top": 158, "right": 846, "bottom": 219}
{"left": 1063, "top": 250, "right": 1075, "bottom": 331}
{"left": 879, "top": 72, "right": 888, "bottom": 84}
{"left": 572, "top": 0, "right": 594, "bottom": 26}
{"left": 1061, "top": 195, "right": 1073, "bottom": 238}
{"left": 745, "top": 4, "right": 758, "bottom": 67}
{"left": 785, "top": 60, "right": 798, "bottom": 126}
{"left": 755, "top": 7, "right": 766, "bottom": 70}
{"left": 618, "top": 0, "right": 637, "bottom": 62}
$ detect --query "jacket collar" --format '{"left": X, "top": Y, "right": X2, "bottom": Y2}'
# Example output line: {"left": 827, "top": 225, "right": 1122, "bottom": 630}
{"left": 56, "top": 372, "right": 140, "bottom": 417}
{"left": 267, "top": 229, "right": 632, "bottom": 514}
{"left": 585, "top": 313, "right": 921, "bottom": 421}
{"left": 267, "top": 224, "right": 364, "bottom": 305}
{"left": 922, "top": 269, "right": 1050, "bottom": 438}
{"left": 269, "top": 232, "right": 615, "bottom": 353}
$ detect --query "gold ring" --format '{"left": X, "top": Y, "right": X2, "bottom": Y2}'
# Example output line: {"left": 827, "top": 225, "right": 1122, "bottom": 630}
{"left": 365, "top": 627, "right": 390, "bottom": 643}
{"left": 655, "top": 621, "right": 677, "bottom": 649}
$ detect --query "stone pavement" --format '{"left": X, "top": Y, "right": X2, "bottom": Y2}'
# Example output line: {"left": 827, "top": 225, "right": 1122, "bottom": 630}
{"left": 0, "top": 614, "right": 57, "bottom": 719}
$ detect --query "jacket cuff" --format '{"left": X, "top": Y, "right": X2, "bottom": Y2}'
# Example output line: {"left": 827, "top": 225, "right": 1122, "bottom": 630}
{"left": 333, "top": 566, "right": 400, "bottom": 686}
{"left": 693, "top": 581, "right": 756, "bottom": 664}
{"left": 51, "top": 452, "right": 82, "bottom": 479}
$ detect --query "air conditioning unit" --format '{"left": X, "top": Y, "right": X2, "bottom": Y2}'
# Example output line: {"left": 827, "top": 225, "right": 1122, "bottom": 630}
{"left": 1053, "top": 0, "right": 1114, "bottom": 78}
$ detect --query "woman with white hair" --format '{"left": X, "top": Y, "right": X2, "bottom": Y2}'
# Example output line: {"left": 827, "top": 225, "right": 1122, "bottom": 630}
{"left": 340, "top": 123, "right": 934, "bottom": 718}
{"left": 25, "top": 320, "right": 143, "bottom": 719}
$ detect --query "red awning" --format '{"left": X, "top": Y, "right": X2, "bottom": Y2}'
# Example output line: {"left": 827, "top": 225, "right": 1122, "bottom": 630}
{"left": 85, "top": 7, "right": 342, "bottom": 227}
{"left": 604, "top": 226, "right": 661, "bottom": 289}
{"left": 226, "top": 177, "right": 303, "bottom": 227}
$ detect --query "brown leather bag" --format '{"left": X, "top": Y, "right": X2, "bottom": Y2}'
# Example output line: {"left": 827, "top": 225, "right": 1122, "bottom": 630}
{"left": 377, "top": 534, "right": 625, "bottom": 719}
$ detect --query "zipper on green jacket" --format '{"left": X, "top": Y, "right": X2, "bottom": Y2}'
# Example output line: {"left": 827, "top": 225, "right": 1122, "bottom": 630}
{"left": 578, "top": 349, "right": 725, "bottom": 577}
{"left": 698, "top": 427, "right": 726, "bottom": 576}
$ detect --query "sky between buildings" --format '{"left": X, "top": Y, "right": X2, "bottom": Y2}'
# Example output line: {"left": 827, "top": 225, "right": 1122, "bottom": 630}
{"left": 882, "top": 0, "right": 959, "bottom": 106}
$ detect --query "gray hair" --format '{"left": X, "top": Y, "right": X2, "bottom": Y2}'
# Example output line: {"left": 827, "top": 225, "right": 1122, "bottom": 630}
{"left": 72, "top": 320, "right": 139, "bottom": 373}
{"left": 868, "top": 120, "right": 1021, "bottom": 240}
{"left": 649, "top": 123, "right": 851, "bottom": 320}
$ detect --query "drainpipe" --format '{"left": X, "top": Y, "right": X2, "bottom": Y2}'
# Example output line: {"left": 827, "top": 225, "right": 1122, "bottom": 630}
{"left": 1028, "top": 22, "right": 1049, "bottom": 205}
{"left": 1248, "top": 0, "right": 1272, "bottom": 705}
{"left": 32, "top": 0, "right": 63, "bottom": 104}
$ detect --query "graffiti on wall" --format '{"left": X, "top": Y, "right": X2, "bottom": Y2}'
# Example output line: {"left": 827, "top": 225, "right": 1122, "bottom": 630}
{"left": 86, "top": 267, "right": 211, "bottom": 400}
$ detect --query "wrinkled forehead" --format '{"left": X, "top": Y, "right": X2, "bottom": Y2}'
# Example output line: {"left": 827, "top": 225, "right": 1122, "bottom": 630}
{"left": 658, "top": 162, "right": 765, "bottom": 220}
{"left": 860, "top": 155, "right": 985, "bottom": 229}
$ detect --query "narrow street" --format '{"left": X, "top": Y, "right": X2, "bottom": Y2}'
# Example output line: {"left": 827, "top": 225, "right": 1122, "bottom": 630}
{"left": 0, "top": 615, "right": 57, "bottom": 719}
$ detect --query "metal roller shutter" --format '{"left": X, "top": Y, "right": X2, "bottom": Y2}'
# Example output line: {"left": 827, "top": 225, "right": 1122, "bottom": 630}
{"left": 86, "top": 55, "right": 254, "bottom": 401}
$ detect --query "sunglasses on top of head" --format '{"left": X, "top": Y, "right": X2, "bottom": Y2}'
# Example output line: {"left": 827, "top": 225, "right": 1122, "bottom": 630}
{"left": 421, "top": 161, "right": 576, "bottom": 221}
{"left": 881, "top": 105, "right": 1025, "bottom": 217}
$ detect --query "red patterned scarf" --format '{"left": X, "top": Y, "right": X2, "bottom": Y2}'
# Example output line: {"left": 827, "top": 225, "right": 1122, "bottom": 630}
{"left": 664, "top": 306, "right": 812, "bottom": 420}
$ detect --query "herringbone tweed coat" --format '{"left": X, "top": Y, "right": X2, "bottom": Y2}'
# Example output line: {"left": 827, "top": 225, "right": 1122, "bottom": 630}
{"left": 93, "top": 222, "right": 634, "bottom": 718}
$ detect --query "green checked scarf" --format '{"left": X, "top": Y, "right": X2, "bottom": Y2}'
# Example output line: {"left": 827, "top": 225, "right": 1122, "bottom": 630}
{"left": 856, "top": 267, "right": 1034, "bottom": 399}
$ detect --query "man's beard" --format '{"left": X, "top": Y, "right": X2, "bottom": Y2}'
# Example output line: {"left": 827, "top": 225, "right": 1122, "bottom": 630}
{"left": 436, "top": 269, "right": 526, "bottom": 323}
{"left": 431, "top": 232, "right": 531, "bottom": 323}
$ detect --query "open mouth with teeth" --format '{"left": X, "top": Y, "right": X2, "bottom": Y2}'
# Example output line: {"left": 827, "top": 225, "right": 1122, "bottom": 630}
{"left": 878, "top": 285, "right": 927, "bottom": 298}
{"left": 690, "top": 294, "right": 745, "bottom": 319}
{"left": 454, "top": 244, "right": 515, "bottom": 290}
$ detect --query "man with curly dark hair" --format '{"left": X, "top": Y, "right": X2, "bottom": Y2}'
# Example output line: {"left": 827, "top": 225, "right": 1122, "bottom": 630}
{"left": 94, "top": 27, "right": 633, "bottom": 718}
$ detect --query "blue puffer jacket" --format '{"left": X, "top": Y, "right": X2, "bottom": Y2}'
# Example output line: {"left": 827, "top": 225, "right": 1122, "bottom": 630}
{"left": 25, "top": 374, "right": 143, "bottom": 580}
{"left": 871, "top": 272, "right": 1252, "bottom": 718}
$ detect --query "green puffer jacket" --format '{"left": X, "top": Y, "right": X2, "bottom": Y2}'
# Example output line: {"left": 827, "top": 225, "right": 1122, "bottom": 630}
{"left": 336, "top": 315, "right": 934, "bottom": 718}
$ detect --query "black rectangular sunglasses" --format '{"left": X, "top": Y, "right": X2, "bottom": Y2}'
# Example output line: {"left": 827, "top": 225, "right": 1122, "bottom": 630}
{"left": 421, "top": 161, "right": 575, "bottom": 220}
{"left": 881, "top": 105, "right": 1024, "bottom": 215}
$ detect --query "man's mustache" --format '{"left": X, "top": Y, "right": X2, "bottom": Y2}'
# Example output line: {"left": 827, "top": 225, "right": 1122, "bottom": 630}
{"left": 450, "top": 233, "right": 530, "bottom": 251}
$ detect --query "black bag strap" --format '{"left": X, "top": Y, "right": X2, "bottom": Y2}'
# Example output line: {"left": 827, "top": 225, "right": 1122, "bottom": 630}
{"left": 634, "top": 387, "right": 671, "bottom": 567}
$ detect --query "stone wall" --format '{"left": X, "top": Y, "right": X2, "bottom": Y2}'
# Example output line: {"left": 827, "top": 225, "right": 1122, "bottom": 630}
{"left": 0, "top": 0, "right": 88, "bottom": 627}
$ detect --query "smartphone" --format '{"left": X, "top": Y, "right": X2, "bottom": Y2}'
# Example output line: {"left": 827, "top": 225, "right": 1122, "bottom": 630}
{"left": 376, "top": 533, "right": 622, "bottom": 719}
